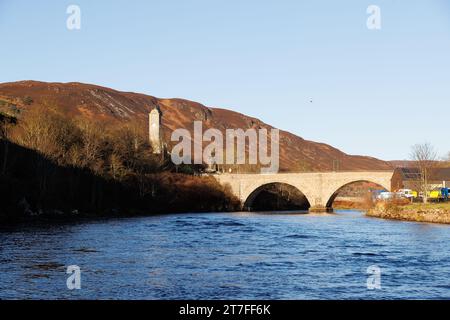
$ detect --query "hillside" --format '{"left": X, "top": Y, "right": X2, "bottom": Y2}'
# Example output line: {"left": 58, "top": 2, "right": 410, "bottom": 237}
{"left": 0, "top": 80, "right": 391, "bottom": 172}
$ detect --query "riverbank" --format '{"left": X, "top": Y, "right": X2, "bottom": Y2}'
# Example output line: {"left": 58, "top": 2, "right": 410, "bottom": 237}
{"left": 367, "top": 202, "right": 450, "bottom": 224}
{"left": 333, "top": 197, "right": 370, "bottom": 210}
{"left": 0, "top": 131, "right": 240, "bottom": 224}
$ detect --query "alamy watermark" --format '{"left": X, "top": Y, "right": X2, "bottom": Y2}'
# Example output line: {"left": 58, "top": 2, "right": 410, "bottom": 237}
{"left": 66, "top": 5, "right": 81, "bottom": 30}
{"left": 66, "top": 265, "right": 81, "bottom": 290}
{"left": 366, "top": 265, "right": 381, "bottom": 290}
{"left": 367, "top": 5, "right": 381, "bottom": 30}
{"left": 170, "top": 121, "right": 280, "bottom": 173}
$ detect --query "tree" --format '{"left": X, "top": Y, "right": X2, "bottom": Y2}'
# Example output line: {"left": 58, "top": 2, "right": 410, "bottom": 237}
{"left": 410, "top": 143, "right": 437, "bottom": 203}
{"left": 0, "top": 112, "right": 17, "bottom": 175}
{"left": 75, "top": 118, "right": 106, "bottom": 171}
{"left": 20, "top": 106, "right": 82, "bottom": 165}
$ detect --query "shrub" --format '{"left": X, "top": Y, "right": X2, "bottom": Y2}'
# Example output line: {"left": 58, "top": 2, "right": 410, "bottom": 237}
{"left": 22, "top": 96, "right": 33, "bottom": 105}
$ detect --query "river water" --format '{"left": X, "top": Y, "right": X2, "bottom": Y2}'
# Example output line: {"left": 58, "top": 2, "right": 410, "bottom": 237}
{"left": 1, "top": 210, "right": 450, "bottom": 299}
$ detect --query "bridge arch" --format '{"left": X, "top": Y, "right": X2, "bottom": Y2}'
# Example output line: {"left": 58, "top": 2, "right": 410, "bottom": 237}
{"left": 243, "top": 182, "right": 311, "bottom": 211}
{"left": 325, "top": 179, "right": 390, "bottom": 209}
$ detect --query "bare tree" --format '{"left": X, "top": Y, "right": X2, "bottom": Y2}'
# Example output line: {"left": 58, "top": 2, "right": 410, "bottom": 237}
{"left": 75, "top": 118, "right": 105, "bottom": 170}
{"left": 410, "top": 143, "right": 437, "bottom": 203}
{"left": 0, "top": 113, "right": 17, "bottom": 175}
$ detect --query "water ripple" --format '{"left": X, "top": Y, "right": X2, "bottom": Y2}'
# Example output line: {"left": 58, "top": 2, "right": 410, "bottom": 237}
{"left": 1, "top": 210, "right": 450, "bottom": 299}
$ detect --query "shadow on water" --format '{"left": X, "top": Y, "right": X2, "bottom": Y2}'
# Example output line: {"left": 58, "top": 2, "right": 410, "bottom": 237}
{"left": 235, "top": 210, "right": 310, "bottom": 216}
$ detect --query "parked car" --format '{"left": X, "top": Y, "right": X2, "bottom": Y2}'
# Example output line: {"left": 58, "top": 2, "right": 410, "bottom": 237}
{"left": 377, "top": 192, "right": 397, "bottom": 201}
{"left": 370, "top": 189, "right": 387, "bottom": 201}
{"left": 396, "top": 189, "right": 417, "bottom": 200}
{"left": 429, "top": 187, "right": 449, "bottom": 202}
{"left": 443, "top": 188, "right": 449, "bottom": 201}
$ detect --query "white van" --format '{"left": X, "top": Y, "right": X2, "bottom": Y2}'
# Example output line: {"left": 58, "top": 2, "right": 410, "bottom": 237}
{"left": 396, "top": 189, "right": 417, "bottom": 199}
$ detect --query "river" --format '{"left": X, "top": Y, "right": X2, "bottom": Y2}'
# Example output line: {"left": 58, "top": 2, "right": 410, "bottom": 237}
{"left": 1, "top": 210, "right": 450, "bottom": 299}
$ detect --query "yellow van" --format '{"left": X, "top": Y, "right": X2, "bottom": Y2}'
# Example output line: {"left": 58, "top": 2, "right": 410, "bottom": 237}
{"left": 429, "top": 188, "right": 444, "bottom": 201}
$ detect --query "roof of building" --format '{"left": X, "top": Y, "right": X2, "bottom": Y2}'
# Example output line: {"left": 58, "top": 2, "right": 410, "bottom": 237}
{"left": 395, "top": 167, "right": 450, "bottom": 181}
{"left": 429, "top": 168, "right": 450, "bottom": 181}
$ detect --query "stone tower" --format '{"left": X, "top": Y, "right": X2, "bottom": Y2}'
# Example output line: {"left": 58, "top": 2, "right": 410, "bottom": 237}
{"left": 149, "top": 106, "right": 162, "bottom": 154}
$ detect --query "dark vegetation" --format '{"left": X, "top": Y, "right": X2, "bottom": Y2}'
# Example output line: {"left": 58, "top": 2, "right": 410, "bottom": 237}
{"left": 0, "top": 108, "right": 239, "bottom": 223}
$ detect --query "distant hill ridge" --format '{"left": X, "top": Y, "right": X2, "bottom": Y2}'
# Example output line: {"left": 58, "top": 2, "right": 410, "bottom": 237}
{"left": 0, "top": 80, "right": 392, "bottom": 172}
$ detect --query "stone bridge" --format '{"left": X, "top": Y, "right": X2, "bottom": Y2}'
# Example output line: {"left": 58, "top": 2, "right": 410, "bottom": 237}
{"left": 213, "top": 171, "right": 394, "bottom": 212}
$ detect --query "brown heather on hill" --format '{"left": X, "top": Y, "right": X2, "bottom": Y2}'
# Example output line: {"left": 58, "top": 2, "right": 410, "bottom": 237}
{"left": 0, "top": 80, "right": 392, "bottom": 172}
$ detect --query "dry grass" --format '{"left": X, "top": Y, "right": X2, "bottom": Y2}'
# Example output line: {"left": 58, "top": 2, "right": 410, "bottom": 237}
{"left": 402, "top": 202, "right": 450, "bottom": 211}
{"left": 367, "top": 201, "right": 450, "bottom": 224}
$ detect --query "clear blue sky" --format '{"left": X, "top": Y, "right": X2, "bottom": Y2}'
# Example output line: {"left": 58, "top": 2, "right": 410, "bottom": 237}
{"left": 1, "top": 0, "right": 449, "bottom": 160}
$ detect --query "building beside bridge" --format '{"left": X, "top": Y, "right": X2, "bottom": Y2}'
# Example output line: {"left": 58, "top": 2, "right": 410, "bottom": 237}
{"left": 391, "top": 167, "right": 450, "bottom": 191}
